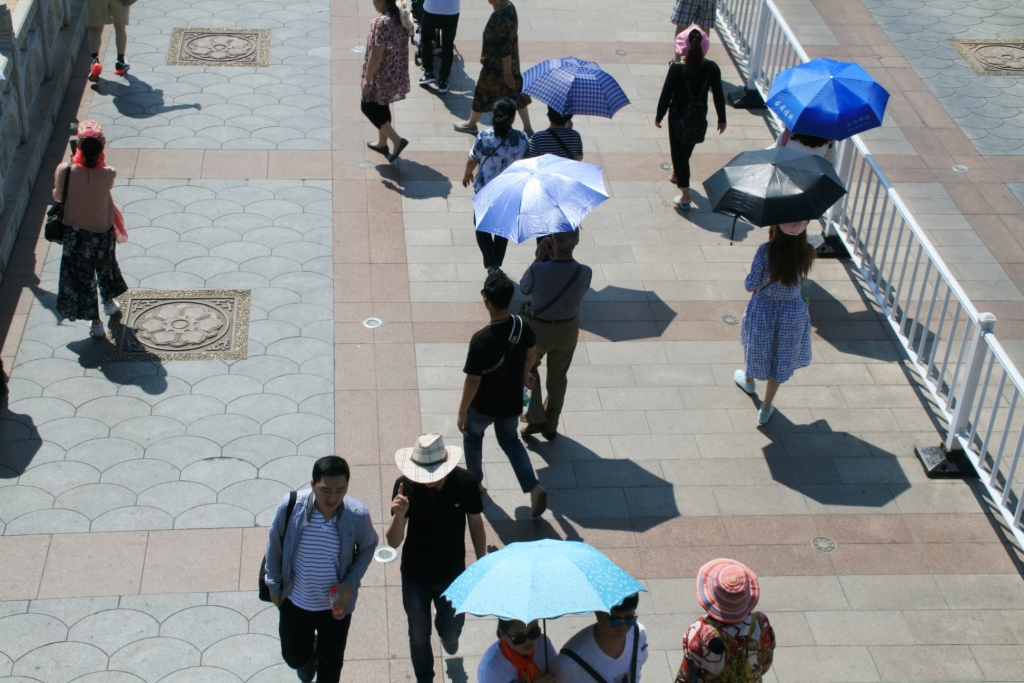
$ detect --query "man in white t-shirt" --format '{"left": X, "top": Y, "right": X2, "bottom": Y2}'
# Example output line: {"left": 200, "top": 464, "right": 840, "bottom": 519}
{"left": 478, "top": 618, "right": 557, "bottom": 683}
{"left": 552, "top": 594, "right": 648, "bottom": 683}
{"left": 417, "top": 0, "right": 460, "bottom": 94}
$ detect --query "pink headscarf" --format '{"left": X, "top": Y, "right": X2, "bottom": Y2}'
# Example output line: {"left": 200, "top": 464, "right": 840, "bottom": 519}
{"left": 675, "top": 24, "right": 710, "bottom": 57}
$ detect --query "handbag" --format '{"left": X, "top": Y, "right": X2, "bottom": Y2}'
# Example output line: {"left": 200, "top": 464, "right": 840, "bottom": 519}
{"left": 519, "top": 263, "right": 583, "bottom": 322}
{"left": 44, "top": 164, "right": 72, "bottom": 245}
{"left": 258, "top": 490, "right": 297, "bottom": 602}
{"left": 672, "top": 66, "right": 711, "bottom": 145}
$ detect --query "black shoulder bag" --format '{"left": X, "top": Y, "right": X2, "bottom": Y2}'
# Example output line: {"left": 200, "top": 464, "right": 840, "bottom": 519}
{"left": 560, "top": 623, "right": 641, "bottom": 683}
{"left": 672, "top": 66, "right": 712, "bottom": 146}
{"left": 258, "top": 490, "right": 297, "bottom": 602}
{"left": 519, "top": 263, "right": 583, "bottom": 322}
{"left": 45, "top": 164, "right": 72, "bottom": 245}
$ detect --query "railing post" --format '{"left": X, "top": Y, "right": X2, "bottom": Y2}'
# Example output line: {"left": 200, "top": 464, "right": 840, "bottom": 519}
{"left": 0, "top": 5, "right": 29, "bottom": 143}
{"left": 946, "top": 312, "right": 997, "bottom": 448}
{"left": 728, "top": 0, "right": 768, "bottom": 108}
{"left": 825, "top": 138, "right": 855, "bottom": 237}
{"left": 36, "top": 0, "right": 53, "bottom": 80}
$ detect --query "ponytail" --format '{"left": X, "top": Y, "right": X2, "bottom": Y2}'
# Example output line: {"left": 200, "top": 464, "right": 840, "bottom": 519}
{"left": 491, "top": 97, "right": 517, "bottom": 138}
{"left": 79, "top": 137, "right": 104, "bottom": 169}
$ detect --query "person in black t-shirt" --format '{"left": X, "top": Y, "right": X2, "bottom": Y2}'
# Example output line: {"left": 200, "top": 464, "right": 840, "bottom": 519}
{"left": 387, "top": 433, "right": 486, "bottom": 683}
{"left": 458, "top": 271, "right": 548, "bottom": 518}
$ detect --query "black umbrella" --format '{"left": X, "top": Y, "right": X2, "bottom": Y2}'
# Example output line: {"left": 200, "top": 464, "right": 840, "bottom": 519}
{"left": 701, "top": 147, "right": 846, "bottom": 244}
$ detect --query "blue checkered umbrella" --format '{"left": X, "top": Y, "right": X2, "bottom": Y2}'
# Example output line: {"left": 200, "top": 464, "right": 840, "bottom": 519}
{"left": 522, "top": 57, "right": 630, "bottom": 118}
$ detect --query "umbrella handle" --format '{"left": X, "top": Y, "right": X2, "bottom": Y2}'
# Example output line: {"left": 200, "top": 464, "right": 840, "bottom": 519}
{"left": 729, "top": 215, "right": 738, "bottom": 246}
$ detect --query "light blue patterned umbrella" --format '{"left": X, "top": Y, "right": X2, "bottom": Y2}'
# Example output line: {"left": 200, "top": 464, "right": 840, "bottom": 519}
{"left": 522, "top": 57, "right": 631, "bottom": 118}
{"left": 442, "top": 539, "right": 646, "bottom": 621}
{"left": 473, "top": 154, "right": 608, "bottom": 243}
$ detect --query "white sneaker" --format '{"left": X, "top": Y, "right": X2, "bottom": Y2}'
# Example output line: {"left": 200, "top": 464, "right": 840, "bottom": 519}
{"left": 103, "top": 300, "right": 120, "bottom": 316}
{"left": 90, "top": 322, "right": 106, "bottom": 338}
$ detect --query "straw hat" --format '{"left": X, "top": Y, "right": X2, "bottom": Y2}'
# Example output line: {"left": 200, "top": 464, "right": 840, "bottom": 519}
{"left": 675, "top": 24, "right": 710, "bottom": 57}
{"left": 395, "top": 433, "right": 463, "bottom": 483}
{"left": 695, "top": 558, "right": 760, "bottom": 624}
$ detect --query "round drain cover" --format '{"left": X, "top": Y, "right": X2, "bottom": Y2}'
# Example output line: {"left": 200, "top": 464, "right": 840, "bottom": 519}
{"left": 615, "top": 49, "right": 628, "bottom": 55}
{"left": 952, "top": 165, "right": 969, "bottom": 173}
{"left": 358, "top": 161, "right": 374, "bottom": 169}
{"left": 363, "top": 317, "right": 383, "bottom": 329}
{"left": 811, "top": 536, "right": 836, "bottom": 553}
{"left": 660, "top": 162, "right": 673, "bottom": 170}
{"left": 721, "top": 314, "right": 739, "bottom": 326}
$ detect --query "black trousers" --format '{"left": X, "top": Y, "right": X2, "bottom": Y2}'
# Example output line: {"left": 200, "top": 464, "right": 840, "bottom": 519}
{"left": 361, "top": 100, "right": 392, "bottom": 129}
{"left": 667, "top": 118, "right": 698, "bottom": 188}
{"left": 279, "top": 598, "right": 353, "bottom": 683}
{"left": 420, "top": 11, "right": 459, "bottom": 82}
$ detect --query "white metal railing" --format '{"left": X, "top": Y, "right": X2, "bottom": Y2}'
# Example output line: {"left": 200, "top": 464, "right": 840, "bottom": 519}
{"left": 716, "top": 0, "right": 1024, "bottom": 548}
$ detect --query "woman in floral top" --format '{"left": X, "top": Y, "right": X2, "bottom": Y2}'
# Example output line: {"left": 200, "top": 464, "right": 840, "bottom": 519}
{"left": 361, "top": 0, "right": 413, "bottom": 163}
{"left": 675, "top": 559, "right": 775, "bottom": 683}
{"left": 462, "top": 97, "right": 528, "bottom": 271}
{"left": 454, "top": 0, "right": 533, "bottom": 137}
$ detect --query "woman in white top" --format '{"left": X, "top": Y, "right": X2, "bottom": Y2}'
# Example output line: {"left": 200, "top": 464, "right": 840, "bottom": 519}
{"left": 478, "top": 619, "right": 557, "bottom": 683}
{"left": 774, "top": 127, "right": 836, "bottom": 164}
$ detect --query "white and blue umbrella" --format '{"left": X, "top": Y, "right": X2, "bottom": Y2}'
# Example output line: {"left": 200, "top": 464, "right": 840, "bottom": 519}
{"left": 522, "top": 57, "right": 630, "bottom": 118}
{"left": 442, "top": 539, "right": 646, "bottom": 622}
{"left": 473, "top": 154, "right": 608, "bottom": 243}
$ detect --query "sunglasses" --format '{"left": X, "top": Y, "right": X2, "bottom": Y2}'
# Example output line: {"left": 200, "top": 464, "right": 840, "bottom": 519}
{"left": 607, "top": 614, "right": 638, "bottom": 628}
{"left": 502, "top": 625, "right": 542, "bottom": 645}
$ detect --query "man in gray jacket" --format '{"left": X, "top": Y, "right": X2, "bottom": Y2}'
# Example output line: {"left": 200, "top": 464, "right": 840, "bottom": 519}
{"left": 265, "top": 456, "right": 378, "bottom": 683}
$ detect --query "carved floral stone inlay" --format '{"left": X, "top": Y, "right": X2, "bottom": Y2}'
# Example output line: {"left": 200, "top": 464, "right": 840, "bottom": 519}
{"left": 105, "top": 290, "right": 250, "bottom": 362}
{"left": 950, "top": 40, "right": 1024, "bottom": 77}
{"left": 167, "top": 28, "right": 271, "bottom": 68}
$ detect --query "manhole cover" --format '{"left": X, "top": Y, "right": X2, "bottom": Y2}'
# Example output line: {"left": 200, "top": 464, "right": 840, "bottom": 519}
{"left": 167, "top": 28, "right": 271, "bottom": 68}
{"left": 358, "top": 160, "right": 374, "bottom": 168}
{"left": 811, "top": 536, "right": 836, "bottom": 553}
{"left": 721, "top": 314, "right": 739, "bottom": 326}
{"left": 363, "top": 317, "right": 383, "bottom": 329}
{"left": 660, "top": 162, "right": 673, "bottom": 170}
{"left": 952, "top": 165, "right": 969, "bottom": 173}
{"left": 105, "top": 290, "right": 250, "bottom": 361}
{"left": 950, "top": 40, "right": 1024, "bottom": 76}
{"left": 615, "top": 49, "right": 628, "bottom": 55}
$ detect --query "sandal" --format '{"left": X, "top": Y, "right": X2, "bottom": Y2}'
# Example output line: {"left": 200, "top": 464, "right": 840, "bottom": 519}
{"left": 387, "top": 138, "right": 409, "bottom": 163}
{"left": 453, "top": 122, "right": 479, "bottom": 134}
{"left": 366, "top": 142, "right": 389, "bottom": 156}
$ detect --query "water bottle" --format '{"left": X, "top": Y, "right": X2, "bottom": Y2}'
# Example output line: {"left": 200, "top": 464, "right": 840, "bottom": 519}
{"left": 522, "top": 387, "right": 531, "bottom": 416}
{"left": 330, "top": 586, "right": 346, "bottom": 620}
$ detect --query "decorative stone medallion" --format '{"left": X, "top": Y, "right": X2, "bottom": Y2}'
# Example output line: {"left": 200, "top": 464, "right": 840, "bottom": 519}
{"left": 950, "top": 40, "right": 1024, "bottom": 77}
{"left": 167, "top": 28, "right": 271, "bottom": 68}
{"left": 105, "top": 290, "right": 250, "bottom": 362}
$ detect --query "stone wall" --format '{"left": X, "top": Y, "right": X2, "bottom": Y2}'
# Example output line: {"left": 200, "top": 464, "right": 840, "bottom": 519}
{"left": 0, "top": 0, "right": 85, "bottom": 278}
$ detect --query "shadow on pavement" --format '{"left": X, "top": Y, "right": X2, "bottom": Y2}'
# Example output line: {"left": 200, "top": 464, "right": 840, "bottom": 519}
{"left": 94, "top": 75, "right": 202, "bottom": 118}
{"left": 579, "top": 286, "right": 677, "bottom": 341}
{"left": 483, "top": 434, "right": 679, "bottom": 547}
{"left": 747, "top": 413, "right": 913, "bottom": 507}
{"left": 380, "top": 160, "right": 454, "bottom": 198}
{"left": 0, "top": 396, "right": 41, "bottom": 478}
{"left": 66, "top": 338, "right": 168, "bottom": 395}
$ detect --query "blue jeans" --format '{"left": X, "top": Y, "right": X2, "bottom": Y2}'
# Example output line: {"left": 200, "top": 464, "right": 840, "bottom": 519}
{"left": 402, "top": 577, "right": 464, "bottom": 683}
{"left": 462, "top": 406, "right": 540, "bottom": 493}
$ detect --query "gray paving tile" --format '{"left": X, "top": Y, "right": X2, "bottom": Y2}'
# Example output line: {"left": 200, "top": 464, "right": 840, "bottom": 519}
{"left": 91, "top": 506, "right": 175, "bottom": 531}
{"left": 68, "top": 609, "right": 160, "bottom": 656}
{"left": 0, "top": 613, "right": 68, "bottom": 660}
{"left": 54, "top": 484, "right": 138, "bottom": 520}
{"left": 11, "top": 641, "right": 108, "bottom": 683}
{"left": 840, "top": 575, "right": 949, "bottom": 611}
{"left": 201, "top": 634, "right": 282, "bottom": 679}
{"left": 160, "top": 605, "right": 249, "bottom": 651}
{"left": 771, "top": 646, "right": 881, "bottom": 683}
{"left": 109, "top": 637, "right": 201, "bottom": 682}
{"left": 174, "top": 503, "right": 254, "bottom": 529}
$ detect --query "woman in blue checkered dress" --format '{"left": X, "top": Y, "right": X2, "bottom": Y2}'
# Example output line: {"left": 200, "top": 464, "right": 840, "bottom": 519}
{"left": 736, "top": 221, "right": 815, "bottom": 424}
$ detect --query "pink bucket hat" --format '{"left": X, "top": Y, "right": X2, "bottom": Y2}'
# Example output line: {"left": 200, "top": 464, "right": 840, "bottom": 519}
{"left": 696, "top": 558, "right": 760, "bottom": 624}
{"left": 675, "top": 24, "right": 710, "bottom": 57}
{"left": 77, "top": 120, "right": 104, "bottom": 140}
{"left": 779, "top": 220, "right": 809, "bottom": 236}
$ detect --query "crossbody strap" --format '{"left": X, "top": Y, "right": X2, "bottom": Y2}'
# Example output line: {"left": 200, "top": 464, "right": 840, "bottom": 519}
{"left": 278, "top": 490, "right": 297, "bottom": 543}
{"left": 550, "top": 130, "right": 575, "bottom": 159}
{"left": 480, "top": 315, "right": 524, "bottom": 375}
{"left": 752, "top": 275, "right": 781, "bottom": 297}
{"left": 630, "top": 623, "right": 640, "bottom": 683}
{"left": 60, "top": 163, "right": 72, "bottom": 207}
{"left": 480, "top": 133, "right": 510, "bottom": 166}
{"left": 560, "top": 648, "right": 610, "bottom": 683}
{"left": 531, "top": 263, "right": 583, "bottom": 317}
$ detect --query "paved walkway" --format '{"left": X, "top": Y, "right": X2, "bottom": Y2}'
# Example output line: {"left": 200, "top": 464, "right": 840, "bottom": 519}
{"left": 1, "top": 0, "right": 1023, "bottom": 681}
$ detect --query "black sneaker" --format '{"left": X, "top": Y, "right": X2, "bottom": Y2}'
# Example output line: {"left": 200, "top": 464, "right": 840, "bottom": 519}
{"left": 114, "top": 60, "right": 130, "bottom": 76}
{"left": 437, "top": 81, "right": 449, "bottom": 94}
{"left": 419, "top": 72, "right": 436, "bottom": 86}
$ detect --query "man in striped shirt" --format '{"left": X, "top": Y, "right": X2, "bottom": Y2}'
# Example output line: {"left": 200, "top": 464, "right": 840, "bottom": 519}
{"left": 265, "top": 456, "right": 379, "bottom": 683}
{"left": 525, "top": 107, "right": 584, "bottom": 161}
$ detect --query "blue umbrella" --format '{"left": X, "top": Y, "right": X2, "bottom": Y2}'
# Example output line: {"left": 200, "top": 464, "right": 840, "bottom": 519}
{"left": 442, "top": 539, "right": 646, "bottom": 622}
{"left": 522, "top": 57, "right": 630, "bottom": 118}
{"left": 767, "top": 58, "right": 889, "bottom": 140}
{"left": 473, "top": 154, "right": 608, "bottom": 243}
